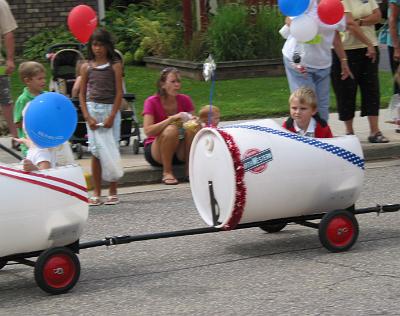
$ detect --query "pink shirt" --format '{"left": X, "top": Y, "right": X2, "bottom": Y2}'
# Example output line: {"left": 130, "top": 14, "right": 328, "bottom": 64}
{"left": 142, "top": 94, "right": 195, "bottom": 146}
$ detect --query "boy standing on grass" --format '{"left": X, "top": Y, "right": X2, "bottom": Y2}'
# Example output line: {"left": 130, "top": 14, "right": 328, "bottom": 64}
{"left": 13, "top": 61, "right": 46, "bottom": 156}
{"left": 282, "top": 87, "right": 333, "bottom": 138}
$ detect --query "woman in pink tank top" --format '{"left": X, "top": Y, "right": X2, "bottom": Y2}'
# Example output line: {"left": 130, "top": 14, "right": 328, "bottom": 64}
{"left": 142, "top": 68, "right": 197, "bottom": 185}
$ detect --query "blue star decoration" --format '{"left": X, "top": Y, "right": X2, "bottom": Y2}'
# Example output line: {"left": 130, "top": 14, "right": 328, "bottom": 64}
{"left": 221, "top": 124, "right": 364, "bottom": 170}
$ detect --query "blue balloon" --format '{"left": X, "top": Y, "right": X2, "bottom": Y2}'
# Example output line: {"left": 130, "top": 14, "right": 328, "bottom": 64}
{"left": 24, "top": 92, "right": 77, "bottom": 148}
{"left": 278, "top": 0, "right": 310, "bottom": 17}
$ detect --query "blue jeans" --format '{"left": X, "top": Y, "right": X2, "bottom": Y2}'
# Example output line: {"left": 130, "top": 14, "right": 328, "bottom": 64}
{"left": 283, "top": 57, "right": 331, "bottom": 121}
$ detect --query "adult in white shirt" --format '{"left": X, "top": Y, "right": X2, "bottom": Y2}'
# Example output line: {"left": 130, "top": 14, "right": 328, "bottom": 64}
{"left": 282, "top": 0, "right": 352, "bottom": 121}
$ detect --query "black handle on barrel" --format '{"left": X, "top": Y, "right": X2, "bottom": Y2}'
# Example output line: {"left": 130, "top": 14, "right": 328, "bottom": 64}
{"left": 208, "top": 181, "right": 221, "bottom": 226}
{"left": 0, "top": 143, "right": 23, "bottom": 160}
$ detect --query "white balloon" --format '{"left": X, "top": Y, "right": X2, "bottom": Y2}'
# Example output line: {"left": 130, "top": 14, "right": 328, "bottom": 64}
{"left": 290, "top": 14, "right": 318, "bottom": 42}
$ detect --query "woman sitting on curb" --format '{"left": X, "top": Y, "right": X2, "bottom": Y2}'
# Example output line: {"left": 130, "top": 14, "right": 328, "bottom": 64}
{"left": 142, "top": 67, "right": 197, "bottom": 185}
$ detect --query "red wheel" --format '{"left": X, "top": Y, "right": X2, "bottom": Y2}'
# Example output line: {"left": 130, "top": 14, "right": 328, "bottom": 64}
{"left": 319, "top": 210, "right": 359, "bottom": 252}
{"left": 34, "top": 247, "right": 80, "bottom": 295}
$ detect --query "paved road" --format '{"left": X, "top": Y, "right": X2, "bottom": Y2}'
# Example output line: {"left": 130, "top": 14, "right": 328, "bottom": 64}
{"left": 1, "top": 160, "right": 400, "bottom": 315}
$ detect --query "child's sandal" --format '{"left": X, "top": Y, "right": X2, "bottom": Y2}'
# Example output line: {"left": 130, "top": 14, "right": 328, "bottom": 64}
{"left": 88, "top": 196, "right": 102, "bottom": 206}
{"left": 104, "top": 195, "right": 119, "bottom": 205}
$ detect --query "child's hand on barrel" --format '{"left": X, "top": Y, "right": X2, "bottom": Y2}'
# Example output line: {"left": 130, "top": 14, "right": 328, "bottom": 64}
{"left": 22, "top": 159, "right": 38, "bottom": 172}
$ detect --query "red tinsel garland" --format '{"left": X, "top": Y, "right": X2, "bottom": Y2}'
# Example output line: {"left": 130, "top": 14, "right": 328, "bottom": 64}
{"left": 217, "top": 129, "right": 247, "bottom": 230}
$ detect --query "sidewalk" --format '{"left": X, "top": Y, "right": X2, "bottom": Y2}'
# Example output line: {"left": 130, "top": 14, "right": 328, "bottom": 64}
{"left": 1, "top": 109, "right": 400, "bottom": 187}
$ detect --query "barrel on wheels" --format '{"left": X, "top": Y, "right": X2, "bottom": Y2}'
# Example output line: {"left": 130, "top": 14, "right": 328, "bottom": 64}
{"left": 189, "top": 119, "right": 364, "bottom": 230}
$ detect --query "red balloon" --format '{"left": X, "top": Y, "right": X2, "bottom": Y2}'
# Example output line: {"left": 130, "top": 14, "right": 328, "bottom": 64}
{"left": 317, "top": 0, "right": 344, "bottom": 25}
{"left": 68, "top": 5, "right": 98, "bottom": 44}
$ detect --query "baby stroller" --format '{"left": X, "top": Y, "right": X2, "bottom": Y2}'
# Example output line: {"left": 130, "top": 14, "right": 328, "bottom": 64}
{"left": 47, "top": 43, "right": 85, "bottom": 97}
{"left": 47, "top": 44, "right": 142, "bottom": 158}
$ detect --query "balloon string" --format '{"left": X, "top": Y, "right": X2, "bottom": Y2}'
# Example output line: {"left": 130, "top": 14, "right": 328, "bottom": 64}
{"left": 208, "top": 72, "right": 216, "bottom": 127}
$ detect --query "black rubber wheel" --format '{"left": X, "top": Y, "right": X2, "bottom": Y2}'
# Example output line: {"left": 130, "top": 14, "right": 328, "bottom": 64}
{"left": 133, "top": 138, "right": 140, "bottom": 154}
{"left": 0, "top": 260, "right": 7, "bottom": 270}
{"left": 259, "top": 223, "right": 287, "bottom": 233}
{"left": 34, "top": 247, "right": 80, "bottom": 295}
{"left": 319, "top": 209, "right": 359, "bottom": 252}
{"left": 74, "top": 143, "right": 83, "bottom": 160}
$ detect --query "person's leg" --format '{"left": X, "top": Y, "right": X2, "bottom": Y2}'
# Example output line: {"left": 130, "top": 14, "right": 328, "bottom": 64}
{"left": 151, "top": 124, "right": 180, "bottom": 181}
{"left": 358, "top": 47, "right": 384, "bottom": 138}
{"left": 331, "top": 49, "right": 359, "bottom": 134}
{"left": 103, "top": 181, "right": 119, "bottom": 204}
{"left": 310, "top": 67, "right": 331, "bottom": 122}
{"left": 91, "top": 156, "right": 102, "bottom": 198}
{"left": 344, "top": 119, "right": 354, "bottom": 135}
{"left": 0, "top": 76, "right": 17, "bottom": 141}
{"left": 86, "top": 101, "right": 103, "bottom": 202}
{"left": 109, "top": 182, "right": 117, "bottom": 196}
{"left": 367, "top": 116, "right": 379, "bottom": 135}
{"left": 1, "top": 104, "right": 17, "bottom": 137}
{"left": 176, "top": 128, "right": 197, "bottom": 177}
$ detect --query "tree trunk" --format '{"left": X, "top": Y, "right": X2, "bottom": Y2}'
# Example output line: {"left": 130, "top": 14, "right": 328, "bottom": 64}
{"left": 182, "top": 0, "right": 192, "bottom": 45}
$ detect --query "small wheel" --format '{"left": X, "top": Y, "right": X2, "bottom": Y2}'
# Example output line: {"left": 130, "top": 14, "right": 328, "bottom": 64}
{"left": 133, "top": 138, "right": 139, "bottom": 154}
{"left": 74, "top": 143, "right": 83, "bottom": 160}
{"left": 259, "top": 223, "right": 287, "bottom": 233}
{"left": 0, "top": 260, "right": 7, "bottom": 270}
{"left": 34, "top": 247, "right": 80, "bottom": 295}
{"left": 319, "top": 209, "right": 359, "bottom": 252}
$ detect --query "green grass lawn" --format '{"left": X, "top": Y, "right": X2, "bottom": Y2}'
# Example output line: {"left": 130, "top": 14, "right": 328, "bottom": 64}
{"left": 10, "top": 65, "right": 394, "bottom": 123}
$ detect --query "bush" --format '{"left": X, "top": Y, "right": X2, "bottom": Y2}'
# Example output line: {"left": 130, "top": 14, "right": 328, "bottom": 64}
{"left": 21, "top": 3, "right": 284, "bottom": 63}
{"left": 207, "top": 4, "right": 285, "bottom": 61}
{"left": 23, "top": 26, "right": 78, "bottom": 61}
{"left": 253, "top": 7, "right": 285, "bottom": 59}
{"left": 207, "top": 5, "right": 255, "bottom": 61}
{"left": 105, "top": 2, "right": 183, "bottom": 63}
{"left": 182, "top": 31, "right": 210, "bottom": 62}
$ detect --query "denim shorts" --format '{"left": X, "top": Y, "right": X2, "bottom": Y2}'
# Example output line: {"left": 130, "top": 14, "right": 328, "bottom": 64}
{"left": 0, "top": 75, "right": 11, "bottom": 105}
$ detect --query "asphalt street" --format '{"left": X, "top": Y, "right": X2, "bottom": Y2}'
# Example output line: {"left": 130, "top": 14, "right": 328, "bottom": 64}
{"left": 1, "top": 160, "right": 400, "bottom": 315}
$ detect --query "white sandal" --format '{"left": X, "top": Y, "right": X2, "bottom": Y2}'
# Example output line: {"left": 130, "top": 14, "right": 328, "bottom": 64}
{"left": 88, "top": 196, "right": 102, "bottom": 206}
{"left": 104, "top": 195, "right": 119, "bottom": 205}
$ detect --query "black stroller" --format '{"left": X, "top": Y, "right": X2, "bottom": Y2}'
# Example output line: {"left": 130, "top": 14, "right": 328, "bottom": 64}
{"left": 47, "top": 44, "right": 142, "bottom": 158}
{"left": 47, "top": 43, "right": 85, "bottom": 97}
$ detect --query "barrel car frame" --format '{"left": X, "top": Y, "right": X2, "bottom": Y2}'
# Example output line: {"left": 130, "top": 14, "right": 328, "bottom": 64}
{"left": 1, "top": 119, "right": 400, "bottom": 295}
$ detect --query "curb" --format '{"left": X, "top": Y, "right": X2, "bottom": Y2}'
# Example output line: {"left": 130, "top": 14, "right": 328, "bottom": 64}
{"left": 362, "top": 142, "right": 400, "bottom": 161}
